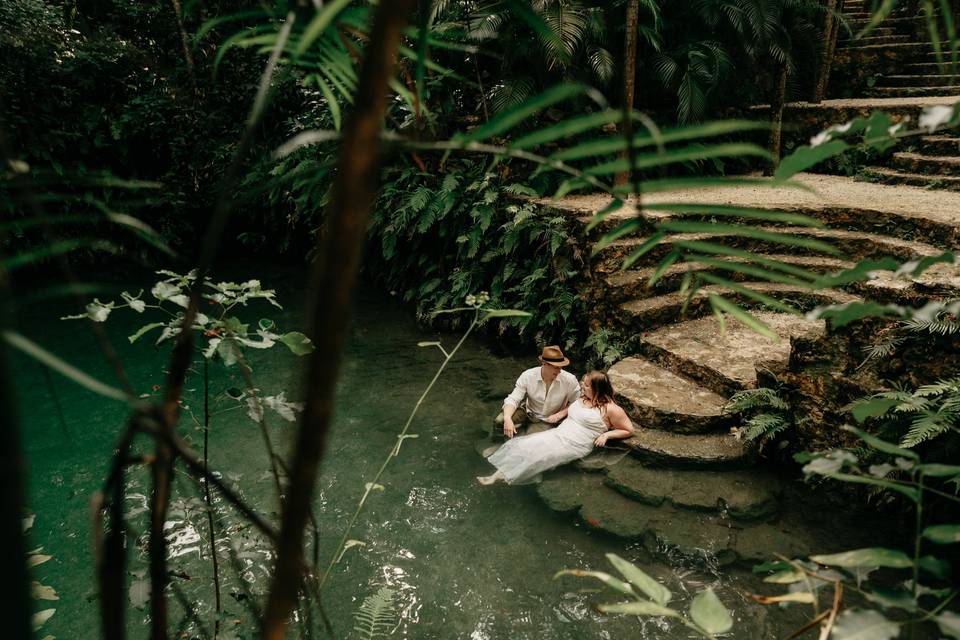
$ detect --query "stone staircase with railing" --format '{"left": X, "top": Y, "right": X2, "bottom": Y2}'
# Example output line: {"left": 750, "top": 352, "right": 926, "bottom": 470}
{"left": 488, "top": 174, "right": 960, "bottom": 564}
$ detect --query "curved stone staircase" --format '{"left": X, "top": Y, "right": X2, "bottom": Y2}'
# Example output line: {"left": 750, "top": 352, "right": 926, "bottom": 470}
{"left": 497, "top": 174, "right": 960, "bottom": 564}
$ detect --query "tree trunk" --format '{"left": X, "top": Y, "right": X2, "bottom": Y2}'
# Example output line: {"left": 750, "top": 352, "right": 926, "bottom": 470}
{"left": 766, "top": 63, "right": 789, "bottom": 177}
{"left": 813, "top": 0, "right": 840, "bottom": 102}
{"left": 615, "top": 0, "right": 639, "bottom": 188}
{"left": 260, "top": 1, "right": 417, "bottom": 638}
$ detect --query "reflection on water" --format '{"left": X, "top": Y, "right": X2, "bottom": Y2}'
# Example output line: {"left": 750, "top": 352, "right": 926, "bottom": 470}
{"left": 15, "top": 268, "right": 888, "bottom": 639}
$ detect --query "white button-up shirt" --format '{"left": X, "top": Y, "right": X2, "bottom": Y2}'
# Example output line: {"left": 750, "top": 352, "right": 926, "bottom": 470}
{"left": 503, "top": 366, "right": 580, "bottom": 421}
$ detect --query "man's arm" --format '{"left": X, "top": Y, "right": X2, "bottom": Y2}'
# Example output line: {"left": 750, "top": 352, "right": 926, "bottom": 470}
{"left": 502, "top": 373, "right": 528, "bottom": 438}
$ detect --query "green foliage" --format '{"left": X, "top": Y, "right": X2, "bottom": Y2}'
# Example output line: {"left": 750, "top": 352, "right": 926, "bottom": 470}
{"left": 583, "top": 328, "right": 625, "bottom": 368}
{"left": 758, "top": 427, "right": 960, "bottom": 640}
{"left": 725, "top": 387, "right": 791, "bottom": 446}
{"left": 850, "top": 377, "right": 960, "bottom": 448}
{"left": 557, "top": 553, "right": 732, "bottom": 638}
{"left": 353, "top": 587, "right": 395, "bottom": 640}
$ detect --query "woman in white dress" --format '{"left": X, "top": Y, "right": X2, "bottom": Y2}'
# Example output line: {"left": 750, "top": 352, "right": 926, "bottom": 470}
{"left": 477, "top": 370, "right": 635, "bottom": 485}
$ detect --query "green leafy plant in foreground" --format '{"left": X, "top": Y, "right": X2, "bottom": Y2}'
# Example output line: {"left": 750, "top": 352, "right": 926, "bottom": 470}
{"left": 851, "top": 378, "right": 960, "bottom": 449}
{"left": 752, "top": 425, "right": 960, "bottom": 639}
{"left": 557, "top": 553, "right": 732, "bottom": 639}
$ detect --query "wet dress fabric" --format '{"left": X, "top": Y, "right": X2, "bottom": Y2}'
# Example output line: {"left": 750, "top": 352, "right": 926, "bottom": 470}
{"left": 487, "top": 398, "right": 608, "bottom": 485}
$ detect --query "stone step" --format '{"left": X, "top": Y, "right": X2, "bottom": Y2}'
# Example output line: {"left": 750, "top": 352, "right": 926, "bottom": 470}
{"left": 839, "top": 41, "right": 953, "bottom": 55}
{"left": 617, "top": 283, "right": 854, "bottom": 332}
{"left": 597, "top": 226, "right": 946, "bottom": 272}
{"left": 916, "top": 134, "right": 960, "bottom": 155}
{"left": 574, "top": 174, "right": 960, "bottom": 248}
{"left": 605, "top": 254, "right": 852, "bottom": 300}
{"left": 603, "top": 457, "right": 782, "bottom": 520}
{"left": 624, "top": 427, "right": 753, "bottom": 468}
{"left": 605, "top": 256, "right": 960, "bottom": 310}
{"left": 879, "top": 74, "right": 960, "bottom": 87}
{"left": 905, "top": 62, "right": 960, "bottom": 74}
{"left": 891, "top": 150, "right": 960, "bottom": 176}
{"left": 634, "top": 312, "right": 825, "bottom": 396}
{"left": 865, "top": 85, "right": 960, "bottom": 97}
{"left": 843, "top": 34, "right": 913, "bottom": 46}
{"left": 606, "top": 356, "right": 733, "bottom": 434}
{"left": 862, "top": 165, "right": 960, "bottom": 190}
{"left": 537, "top": 470, "right": 744, "bottom": 560}
{"left": 849, "top": 15, "right": 931, "bottom": 28}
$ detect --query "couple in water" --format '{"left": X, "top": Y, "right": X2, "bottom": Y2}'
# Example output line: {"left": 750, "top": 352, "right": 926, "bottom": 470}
{"left": 477, "top": 345, "right": 635, "bottom": 485}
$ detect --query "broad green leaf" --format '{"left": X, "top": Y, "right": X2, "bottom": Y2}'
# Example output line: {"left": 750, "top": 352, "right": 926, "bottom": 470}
{"left": 831, "top": 608, "right": 899, "bottom": 640}
{"left": 597, "top": 601, "right": 679, "bottom": 617}
{"left": 864, "top": 586, "right": 917, "bottom": 611}
{"left": 551, "top": 120, "right": 771, "bottom": 162}
{"left": 656, "top": 221, "right": 840, "bottom": 254}
{"left": 31, "top": 581, "right": 59, "bottom": 601}
{"left": 554, "top": 569, "right": 634, "bottom": 596}
{"left": 614, "top": 175, "right": 813, "bottom": 196}
{"left": 843, "top": 425, "right": 919, "bottom": 460}
{"left": 279, "top": 331, "right": 315, "bottom": 356}
{"left": 128, "top": 322, "right": 165, "bottom": 344}
{"left": 462, "top": 84, "right": 586, "bottom": 142}
{"left": 592, "top": 219, "right": 645, "bottom": 254}
{"left": 808, "top": 301, "right": 906, "bottom": 327}
{"left": 923, "top": 524, "right": 960, "bottom": 545}
{"left": 584, "top": 143, "right": 771, "bottom": 176}
{"left": 822, "top": 472, "right": 921, "bottom": 502}
{"left": 811, "top": 547, "right": 913, "bottom": 569}
{"left": 850, "top": 397, "right": 901, "bottom": 423}
{"left": 295, "top": 0, "right": 352, "bottom": 57}
{"left": 774, "top": 139, "right": 849, "bottom": 181}
{"left": 763, "top": 570, "right": 806, "bottom": 584}
{"left": 708, "top": 295, "right": 779, "bottom": 340}
{"left": 921, "top": 463, "right": 960, "bottom": 477}
{"left": 32, "top": 609, "right": 55, "bottom": 631}
{"left": 699, "top": 273, "right": 799, "bottom": 315}
{"left": 689, "top": 588, "right": 732, "bottom": 635}
{"left": 621, "top": 232, "right": 667, "bottom": 270}
{"left": 672, "top": 240, "right": 819, "bottom": 280}
{"left": 2, "top": 239, "right": 118, "bottom": 270}
{"left": 687, "top": 254, "right": 809, "bottom": 288}
{"left": 605, "top": 553, "right": 671, "bottom": 605}
{"left": 855, "top": 0, "right": 898, "bottom": 37}
{"left": 510, "top": 110, "right": 625, "bottom": 149}
{"left": 918, "top": 554, "right": 952, "bottom": 579}
{"left": 585, "top": 198, "right": 626, "bottom": 232}
{"left": 481, "top": 309, "right": 532, "bottom": 318}
{"left": 937, "top": 611, "right": 960, "bottom": 639}
{"left": 4, "top": 331, "right": 128, "bottom": 402}
{"left": 645, "top": 202, "right": 821, "bottom": 227}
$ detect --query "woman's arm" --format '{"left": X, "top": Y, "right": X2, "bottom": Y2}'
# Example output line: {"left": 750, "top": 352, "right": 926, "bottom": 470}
{"left": 594, "top": 404, "right": 635, "bottom": 447}
{"left": 545, "top": 405, "right": 570, "bottom": 424}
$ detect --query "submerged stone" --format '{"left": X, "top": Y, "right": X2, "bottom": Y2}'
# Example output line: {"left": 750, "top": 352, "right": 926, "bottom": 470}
{"left": 604, "top": 458, "right": 781, "bottom": 520}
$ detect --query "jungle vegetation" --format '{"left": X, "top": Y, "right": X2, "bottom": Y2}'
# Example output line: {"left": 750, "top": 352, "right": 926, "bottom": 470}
{"left": 2, "top": 0, "right": 960, "bottom": 638}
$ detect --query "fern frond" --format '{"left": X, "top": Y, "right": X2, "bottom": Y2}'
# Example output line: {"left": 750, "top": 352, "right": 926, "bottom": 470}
{"left": 353, "top": 587, "right": 396, "bottom": 640}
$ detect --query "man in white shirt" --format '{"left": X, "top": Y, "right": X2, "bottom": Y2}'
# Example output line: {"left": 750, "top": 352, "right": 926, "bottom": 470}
{"left": 493, "top": 345, "right": 580, "bottom": 439}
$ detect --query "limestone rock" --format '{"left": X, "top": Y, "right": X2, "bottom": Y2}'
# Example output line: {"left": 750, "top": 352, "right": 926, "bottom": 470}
{"left": 624, "top": 428, "right": 753, "bottom": 468}
{"left": 608, "top": 356, "right": 732, "bottom": 433}
{"left": 604, "top": 458, "right": 781, "bottom": 520}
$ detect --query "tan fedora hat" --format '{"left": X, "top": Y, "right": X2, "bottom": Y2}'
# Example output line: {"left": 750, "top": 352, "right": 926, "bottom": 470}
{"left": 539, "top": 345, "right": 570, "bottom": 368}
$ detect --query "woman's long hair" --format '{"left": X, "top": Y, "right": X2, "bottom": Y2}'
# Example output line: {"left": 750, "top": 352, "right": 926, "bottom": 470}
{"left": 582, "top": 370, "right": 615, "bottom": 408}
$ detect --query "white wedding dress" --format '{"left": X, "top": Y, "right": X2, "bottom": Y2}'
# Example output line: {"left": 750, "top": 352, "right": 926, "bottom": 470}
{"left": 487, "top": 398, "right": 608, "bottom": 485}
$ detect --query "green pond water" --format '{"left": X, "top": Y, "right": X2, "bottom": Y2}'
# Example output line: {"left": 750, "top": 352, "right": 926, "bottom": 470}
{"left": 15, "top": 264, "right": 885, "bottom": 639}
